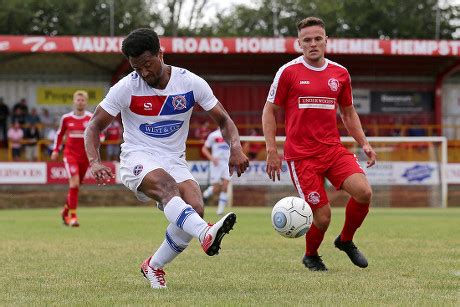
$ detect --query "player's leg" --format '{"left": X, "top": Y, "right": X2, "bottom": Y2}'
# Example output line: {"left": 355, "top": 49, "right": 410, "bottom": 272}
{"left": 141, "top": 223, "right": 192, "bottom": 289}
{"left": 202, "top": 185, "right": 213, "bottom": 201}
{"left": 139, "top": 170, "right": 209, "bottom": 238}
{"left": 288, "top": 159, "right": 330, "bottom": 271}
{"left": 62, "top": 156, "right": 81, "bottom": 227}
{"left": 327, "top": 148, "right": 371, "bottom": 268}
{"left": 203, "top": 161, "right": 220, "bottom": 202}
{"left": 178, "top": 178, "right": 236, "bottom": 256}
{"left": 216, "top": 161, "right": 231, "bottom": 215}
{"left": 216, "top": 179, "right": 229, "bottom": 215}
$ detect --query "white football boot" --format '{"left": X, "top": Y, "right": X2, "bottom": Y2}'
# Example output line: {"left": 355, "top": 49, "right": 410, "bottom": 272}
{"left": 140, "top": 257, "right": 167, "bottom": 289}
{"left": 200, "top": 212, "right": 236, "bottom": 256}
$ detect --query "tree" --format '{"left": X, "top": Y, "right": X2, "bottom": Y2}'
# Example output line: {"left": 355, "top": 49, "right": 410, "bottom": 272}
{"left": 0, "top": 0, "right": 153, "bottom": 35}
{"left": 146, "top": 0, "right": 210, "bottom": 36}
{"left": 203, "top": 0, "right": 459, "bottom": 39}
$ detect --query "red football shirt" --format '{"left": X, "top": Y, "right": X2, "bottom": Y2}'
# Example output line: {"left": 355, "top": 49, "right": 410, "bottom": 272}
{"left": 53, "top": 111, "right": 92, "bottom": 160}
{"left": 105, "top": 121, "right": 122, "bottom": 141}
{"left": 267, "top": 57, "right": 353, "bottom": 160}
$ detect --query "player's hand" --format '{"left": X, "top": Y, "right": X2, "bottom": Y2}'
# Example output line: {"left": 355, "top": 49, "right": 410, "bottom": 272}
{"left": 228, "top": 146, "right": 249, "bottom": 177}
{"left": 90, "top": 161, "right": 114, "bottom": 185}
{"left": 363, "top": 144, "right": 377, "bottom": 168}
{"left": 266, "top": 149, "right": 282, "bottom": 181}
{"left": 50, "top": 151, "right": 59, "bottom": 161}
{"left": 212, "top": 157, "right": 219, "bottom": 166}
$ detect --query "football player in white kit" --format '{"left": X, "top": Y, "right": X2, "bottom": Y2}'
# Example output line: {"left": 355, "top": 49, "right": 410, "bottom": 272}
{"left": 201, "top": 128, "right": 231, "bottom": 215}
{"left": 84, "top": 28, "right": 249, "bottom": 289}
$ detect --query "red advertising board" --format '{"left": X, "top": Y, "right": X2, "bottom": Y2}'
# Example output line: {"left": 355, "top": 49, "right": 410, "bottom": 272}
{"left": 0, "top": 35, "right": 459, "bottom": 56}
{"left": 47, "top": 162, "right": 116, "bottom": 184}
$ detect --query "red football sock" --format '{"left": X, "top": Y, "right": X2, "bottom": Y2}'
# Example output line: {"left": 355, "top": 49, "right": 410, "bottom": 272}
{"left": 305, "top": 223, "right": 325, "bottom": 256}
{"left": 67, "top": 187, "right": 79, "bottom": 218}
{"left": 62, "top": 203, "right": 69, "bottom": 216}
{"left": 341, "top": 198, "right": 369, "bottom": 242}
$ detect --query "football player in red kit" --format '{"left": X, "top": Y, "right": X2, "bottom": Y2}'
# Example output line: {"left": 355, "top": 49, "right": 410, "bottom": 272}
{"left": 51, "top": 90, "right": 92, "bottom": 227}
{"left": 262, "top": 17, "right": 377, "bottom": 271}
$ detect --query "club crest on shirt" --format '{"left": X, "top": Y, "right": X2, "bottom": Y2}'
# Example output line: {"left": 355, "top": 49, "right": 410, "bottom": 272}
{"left": 171, "top": 95, "right": 187, "bottom": 110}
{"left": 328, "top": 78, "right": 339, "bottom": 92}
{"left": 307, "top": 191, "right": 320, "bottom": 205}
{"left": 133, "top": 164, "right": 143, "bottom": 176}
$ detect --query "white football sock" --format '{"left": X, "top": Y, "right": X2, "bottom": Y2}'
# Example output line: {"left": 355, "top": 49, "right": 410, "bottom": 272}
{"left": 163, "top": 196, "right": 209, "bottom": 242}
{"left": 203, "top": 186, "right": 213, "bottom": 199}
{"left": 217, "top": 191, "right": 228, "bottom": 215}
{"left": 150, "top": 223, "right": 193, "bottom": 268}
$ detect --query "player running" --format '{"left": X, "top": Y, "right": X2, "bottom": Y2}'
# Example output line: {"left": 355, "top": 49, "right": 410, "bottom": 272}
{"left": 262, "top": 17, "right": 377, "bottom": 271}
{"left": 201, "top": 128, "right": 232, "bottom": 215}
{"left": 84, "top": 28, "right": 249, "bottom": 289}
{"left": 52, "top": 90, "right": 92, "bottom": 227}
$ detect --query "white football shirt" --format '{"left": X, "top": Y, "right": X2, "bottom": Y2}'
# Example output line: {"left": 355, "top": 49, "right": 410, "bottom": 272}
{"left": 100, "top": 66, "right": 218, "bottom": 156}
{"left": 204, "top": 129, "right": 230, "bottom": 162}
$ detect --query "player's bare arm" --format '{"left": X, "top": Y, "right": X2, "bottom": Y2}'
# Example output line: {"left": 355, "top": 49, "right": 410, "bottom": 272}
{"left": 84, "top": 106, "right": 116, "bottom": 183}
{"left": 201, "top": 144, "right": 218, "bottom": 166}
{"left": 340, "top": 104, "right": 377, "bottom": 168}
{"left": 262, "top": 101, "right": 282, "bottom": 181}
{"left": 206, "top": 101, "right": 249, "bottom": 176}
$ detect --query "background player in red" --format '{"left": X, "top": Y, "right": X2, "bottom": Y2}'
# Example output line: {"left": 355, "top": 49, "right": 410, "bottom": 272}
{"left": 51, "top": 90, "right": 93, "bottom": 227}
{"left": 262, "top": 17, "right": 377, "bottom": 271}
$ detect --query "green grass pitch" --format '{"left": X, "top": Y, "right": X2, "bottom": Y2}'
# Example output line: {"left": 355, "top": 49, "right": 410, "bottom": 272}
{"left": 1, "top": 206, "right": 459, "bottom": 305}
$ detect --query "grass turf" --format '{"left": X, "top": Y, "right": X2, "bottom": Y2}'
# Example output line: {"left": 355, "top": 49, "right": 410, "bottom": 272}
{"left": 1, "top": 207, "right": 459, "bottom": 305}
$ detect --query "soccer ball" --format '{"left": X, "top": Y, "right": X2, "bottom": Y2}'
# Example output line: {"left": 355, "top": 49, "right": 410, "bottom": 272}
{"left": 271, "top": 196, "right": 313, "bottom": 238}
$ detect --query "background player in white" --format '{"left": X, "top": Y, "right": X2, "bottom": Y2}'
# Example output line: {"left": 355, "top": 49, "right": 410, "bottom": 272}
{"left": 84, "top": 28, "right": 249, "bottom": 289}
{"left": 201, "top": 128, "right": 231, "bottom": 215}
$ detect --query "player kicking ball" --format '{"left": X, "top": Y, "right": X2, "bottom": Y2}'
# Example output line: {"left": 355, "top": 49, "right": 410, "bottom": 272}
{"left": 84, "top": 28, "right": 249, "bottom": 288}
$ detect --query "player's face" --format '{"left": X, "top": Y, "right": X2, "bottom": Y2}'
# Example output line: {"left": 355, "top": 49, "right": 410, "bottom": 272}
{"left": 74, "top": 95, "right": 87, "bottom": 111}
{"left": 297, "top": 26, "right": 327, "bottom": 65}
{"left": 129, "top": 50, "right": 164, "bottom": 87}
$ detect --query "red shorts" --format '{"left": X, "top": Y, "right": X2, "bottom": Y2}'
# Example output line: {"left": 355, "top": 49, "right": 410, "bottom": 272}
{"left": 63, "top": 155, "right": 89, "bottom": 182}
{"left": 287, "top": 145, "right": 364, "bottom": 209}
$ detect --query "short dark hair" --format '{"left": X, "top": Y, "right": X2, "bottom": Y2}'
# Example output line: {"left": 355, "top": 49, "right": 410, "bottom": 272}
{"left": 121, "top": 28, "right": 160, "bottom": 58}
{"left": 297, "top": 17, "right": 325, "bottom": 32}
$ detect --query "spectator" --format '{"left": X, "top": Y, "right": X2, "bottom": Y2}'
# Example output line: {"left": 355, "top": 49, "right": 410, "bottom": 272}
{"left": 45, "top": 123, "right": 58, "bottom": 156}
{"left": 407, "top": 118, "right": 426, "bottom": 136}
{"left": 40, "top": 108, "right": 55, "bottom": 138}
{"left": 26, "top": 108, "right": 41, "bottom": 126}
{"left": 12, "top": 98, "right": 28, "bottom": 124}
{"left": 194, "top": 120, "right": 211, "bottom": 140}
{"left": 7, "top": 121, "right": 24, "bottom": 161}
{"left": 104, "top": 120, "right": 122, "bottom": 161}
{"left": 243, "top": 128, "right": 264, "bottom": 160}
{"left": 0, "top": 97, "right": 9, "bottom": 147}
{"left": 23, "top": 123, "right": 41, "bottom": 161}
{"left": 11, "top": 107, "right": 26, "bottom": 125}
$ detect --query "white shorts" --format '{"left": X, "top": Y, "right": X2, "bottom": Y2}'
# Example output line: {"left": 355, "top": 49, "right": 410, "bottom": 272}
{"left": 120, "top": 151, "right": 196, "bottom": 202}
{"left": 209, "top": 159, "right": 231, "bottom": 184}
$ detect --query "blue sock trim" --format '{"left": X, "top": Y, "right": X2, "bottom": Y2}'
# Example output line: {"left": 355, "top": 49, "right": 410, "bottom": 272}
{"left": 165, "top": 231, "right": 185, "bottom": 253}
{"left": 176, "top": 206, "right": 196, "bottom": 229}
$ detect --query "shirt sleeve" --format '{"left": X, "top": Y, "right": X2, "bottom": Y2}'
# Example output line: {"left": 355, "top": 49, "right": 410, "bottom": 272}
{"left": 192, "top": 75, "right": 218, "bottom": 111}
{"left": 52, "top": 116, "right": 66, "bottom": 153}
{"left": 99, "top": 78, "right": 131, "bottom": 116}
{"left": 267, "top": 66, "right": 290, "bottom": 107}
{"left": 204, "top": 132, "right": 213, "bottom": 148}
{"left": 338, "top": 72, "right": 353, "bottom": 107}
